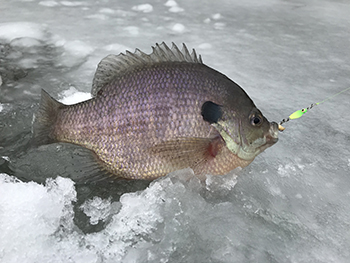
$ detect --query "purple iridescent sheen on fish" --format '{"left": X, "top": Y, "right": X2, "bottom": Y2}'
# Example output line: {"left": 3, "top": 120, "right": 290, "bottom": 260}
{"left": 33, "top": 43, "right": 279, "bottom": 180}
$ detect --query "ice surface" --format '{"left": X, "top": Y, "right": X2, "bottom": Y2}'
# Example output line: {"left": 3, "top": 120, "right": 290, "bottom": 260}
{"left": 1, "top": 0, "right": 350, "bottom": 262}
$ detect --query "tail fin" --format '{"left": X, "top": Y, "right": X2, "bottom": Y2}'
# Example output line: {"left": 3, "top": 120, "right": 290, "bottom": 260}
{"left": 32, "top": 89, "right": 65, "bottom": 145}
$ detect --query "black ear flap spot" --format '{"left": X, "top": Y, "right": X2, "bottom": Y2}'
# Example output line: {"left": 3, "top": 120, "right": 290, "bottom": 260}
{"left": 201, "top": 101, "right": 223, "bottom": 124}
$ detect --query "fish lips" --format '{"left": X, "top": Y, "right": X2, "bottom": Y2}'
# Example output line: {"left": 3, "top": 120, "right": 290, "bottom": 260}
{"left": 266, "top": 121, "right": 279, "bottom": 145}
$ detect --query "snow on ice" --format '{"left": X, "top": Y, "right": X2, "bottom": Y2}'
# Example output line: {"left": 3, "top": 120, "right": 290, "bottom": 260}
{"left": 1, "top": 0, "right": 350, "bottom": 262}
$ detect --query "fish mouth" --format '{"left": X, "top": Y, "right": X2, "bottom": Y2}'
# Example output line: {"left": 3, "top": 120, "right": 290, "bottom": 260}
{"left": 253, "top": 121, "right": 279, "bottom": 154}
{"left": 265, "top": 121, "right": 279, "bottom": 146}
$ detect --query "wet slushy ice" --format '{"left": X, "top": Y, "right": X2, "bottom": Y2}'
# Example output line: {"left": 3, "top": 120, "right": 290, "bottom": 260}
{"left": 1, "top": 0, "right": 350, "bottom": 262}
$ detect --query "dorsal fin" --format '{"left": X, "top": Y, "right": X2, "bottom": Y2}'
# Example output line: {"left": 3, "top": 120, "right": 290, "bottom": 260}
{"left": 91, "top": 42, "right": 203, "bottom": 96}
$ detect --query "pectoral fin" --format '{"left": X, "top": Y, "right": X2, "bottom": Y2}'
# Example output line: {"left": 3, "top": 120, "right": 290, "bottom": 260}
{"left": 150, "top": 136, "right": 224, "bottom": 174}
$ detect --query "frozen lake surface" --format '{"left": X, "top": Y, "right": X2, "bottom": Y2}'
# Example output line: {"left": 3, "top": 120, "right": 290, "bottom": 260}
{"left": 1, "top": 0, "right": 350, "bottom": 262}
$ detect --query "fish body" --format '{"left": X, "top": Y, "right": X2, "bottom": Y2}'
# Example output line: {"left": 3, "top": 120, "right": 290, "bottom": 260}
{"left": 33, "top": 43, "right": 279, "bottom": 180}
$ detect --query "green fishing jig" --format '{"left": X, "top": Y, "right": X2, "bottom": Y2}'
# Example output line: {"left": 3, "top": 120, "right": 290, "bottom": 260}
{"left": 278, "top": 87, "right": 350, "bottom": 131}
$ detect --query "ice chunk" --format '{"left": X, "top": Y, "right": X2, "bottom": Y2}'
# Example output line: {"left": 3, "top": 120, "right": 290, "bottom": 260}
{"left": 63, "top": 40, "right": 94, "bottom": 58}
{"left": 277, "top": 162, "right": 305, "bottom": 178}
{"left": 124, "top": 26, "right": 139, "bottom": 36}
{"left": 164, "top": 0, "right": 177, "bottom": 7}
{"left": 169, "top": 6, "right": 184, "bottom": 13}
{"left": 55, "top": 39, "right": 94, "bottom": 67}
{"left": 132, "top": 4, "right": 153, "bottom": 13}
{"left": 1, "top": 156, "right": 10, "bottom": 161}
{"left": 99, "top": 8, "right": 116, "bottom": 14}
{"left": 171, "top": 23, "right": 186, "bottom": 33}
{"left": 204, "top": 18, "right": 211, "bottom": 23}
{"left": 38, "top": 0, "right": 59, "bottom": 7}
{"left": 81, "top": 196, "right": 113, "bottom": 225}
{"left": 214, "top": 22, "right": 226, "bottom": 30}
{"left": 198, "top": 43, "right": 212, "bottom": 49}
{"left": 86, "top": 13, "right": 109, "bottom": 20}
{"left": 60, "top": 1, "right": 84, "bottom": 7}
{"left": 165, "top": 0, "right": 183, "bottom": 12}
{"left": 206, "top": 170, "right": 238, "bottom": 192}
{"left": 103, "top": 43, "right": 130, "bottom": 53}
{"left": 295, "top": 193, "right": 303, "bottom": 199}
{"left": 0, "top": 103, "right": 11, "bottom": 113}
{"left": 212, "top": 13, "right": 222, "bottom": 20}
{"left": 58, "top": 86, "right": 92, "bottom": 104}
{"left": 0, "top": 22, "right": 47, "bottom": 42}
{"left": 10, "top": 37, "right": 42, "bottom": 48}
{"left": 17, "top": 58, "right": 39, "bottom": 69}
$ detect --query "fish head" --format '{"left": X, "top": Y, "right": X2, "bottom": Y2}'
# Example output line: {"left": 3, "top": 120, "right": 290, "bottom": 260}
{"left": 210, "top": 104, "right": 279, "bottom": 162}
{"left": 238, "top": 107, "right": 279, "bottom": 159}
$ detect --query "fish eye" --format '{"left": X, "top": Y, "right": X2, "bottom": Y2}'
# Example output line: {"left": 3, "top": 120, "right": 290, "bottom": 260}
{"left": 250, "top": 115, "right": 263, "bottom": 126}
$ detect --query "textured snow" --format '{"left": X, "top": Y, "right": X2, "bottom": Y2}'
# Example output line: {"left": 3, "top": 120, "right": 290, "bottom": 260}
{"left": 1, "top": 0, "right": 350, "bottom": 262}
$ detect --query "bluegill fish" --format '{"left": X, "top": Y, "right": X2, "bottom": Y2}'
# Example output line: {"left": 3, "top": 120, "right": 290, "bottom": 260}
{"left": 33, "top": 43, "right": 279, "bottom": 180}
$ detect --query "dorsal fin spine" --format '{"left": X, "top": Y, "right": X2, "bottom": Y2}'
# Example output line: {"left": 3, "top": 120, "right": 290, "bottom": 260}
{"left": 91, "top": 42, "right": 204, "bottom": 97}
{"left": 171, "top": 43, "right": 184, "bottom": 61}
{"left": 182, "top": 44, "right": 191, "bottom": 61}
{"left": 126, "top": 50, "right": 146, "bottom": 64}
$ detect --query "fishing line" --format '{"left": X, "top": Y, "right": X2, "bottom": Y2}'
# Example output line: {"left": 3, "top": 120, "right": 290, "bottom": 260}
{"left": 278, "top": 87, "right": 350, "bottom": 131}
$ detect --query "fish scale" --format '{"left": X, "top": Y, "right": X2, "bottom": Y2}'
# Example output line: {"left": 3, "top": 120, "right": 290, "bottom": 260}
{"left": 33, "top": 43, "right": 279, "bottom": 180}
